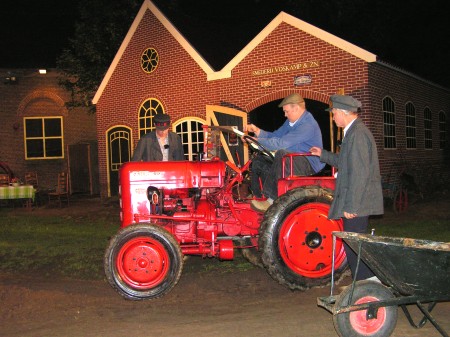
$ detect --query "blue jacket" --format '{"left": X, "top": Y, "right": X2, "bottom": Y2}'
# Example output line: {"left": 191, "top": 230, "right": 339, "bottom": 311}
{"left": 257, "top": 111, "right": 325, "bottom": 173}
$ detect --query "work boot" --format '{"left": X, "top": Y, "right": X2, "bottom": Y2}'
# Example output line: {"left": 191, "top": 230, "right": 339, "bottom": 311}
{"left": 251, "top": 200, "right": 271, "bottom": 213}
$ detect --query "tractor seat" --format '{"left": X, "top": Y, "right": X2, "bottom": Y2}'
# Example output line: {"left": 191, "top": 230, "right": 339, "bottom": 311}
{"left": 309, "top": 165, "right": 332, "bottom": 177}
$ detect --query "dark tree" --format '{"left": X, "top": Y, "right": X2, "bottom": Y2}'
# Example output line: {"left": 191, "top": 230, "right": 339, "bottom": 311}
{"left": 57, "top": 0, "right": 142, "bottom": 112}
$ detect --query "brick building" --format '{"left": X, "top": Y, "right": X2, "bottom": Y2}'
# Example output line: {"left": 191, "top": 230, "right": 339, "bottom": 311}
{"left": 0, "top": 68, "right": 98, "bottom": 194}
{"left": 93, "top": 0, "right": 449, "bottom": 198}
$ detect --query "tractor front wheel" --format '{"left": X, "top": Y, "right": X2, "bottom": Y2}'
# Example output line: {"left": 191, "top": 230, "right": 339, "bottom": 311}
{"left": 259, "top": 187, "right": 347, "bottom": 290}
{"left": 104, "top": 224, "right": 183, "bottom": 300}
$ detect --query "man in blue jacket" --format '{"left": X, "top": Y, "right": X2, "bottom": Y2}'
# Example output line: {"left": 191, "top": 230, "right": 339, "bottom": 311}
{"left": 310, "top": 94, "right": 384, "bottom": 281}
{"left": 245, "top": 93, "right": 324, "bottom": 212}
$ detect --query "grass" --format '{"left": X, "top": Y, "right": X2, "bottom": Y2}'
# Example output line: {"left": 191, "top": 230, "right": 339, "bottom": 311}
{"left": 0, "top": 212, "right": 117, "bottom": 280}
{"left": 369, "top": 196, "right": 450, "bottom": 242}
{"left": 371, "top": 218, "right": 450, "bottom": 242}
{"left": 1, "top": 195, "right": 449, "bottom": 281}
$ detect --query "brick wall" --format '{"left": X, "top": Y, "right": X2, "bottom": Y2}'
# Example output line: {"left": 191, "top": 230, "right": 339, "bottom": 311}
{"left": 369, "top": 63, "right": 450, "bottom": 191}
{"left": 0, "top": 68, "right": 96, "bottom": 191}
{"left": 215, "top": 23, "right": 370, "bottom": 111}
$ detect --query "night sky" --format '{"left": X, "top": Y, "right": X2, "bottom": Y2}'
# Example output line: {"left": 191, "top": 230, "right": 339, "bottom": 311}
{"left": 1, "top": 0, "right": 78, "bottom": 69}
{"left": 1, "top": 0, "right": 449, "bottom": 89}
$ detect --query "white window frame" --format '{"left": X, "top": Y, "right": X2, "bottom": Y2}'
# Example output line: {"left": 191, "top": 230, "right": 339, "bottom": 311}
{"left": 173, "top": 117, "right": 206, "bottom": 161}
{"left": 383, "top": 97, "right": 396, "bottom": 149}
{"left": 439, "top": 111, "right": 447, "bottom": 150}
{"left": 405, "top": 102, "right": 416, "bottom": 149}
{"left": 424, "top": 107, "right": 433, "bottom": 149}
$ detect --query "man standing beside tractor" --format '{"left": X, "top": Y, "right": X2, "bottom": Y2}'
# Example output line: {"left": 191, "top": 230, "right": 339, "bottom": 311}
{"left": 245, "top": 93, "right": 325, "bottom": 212}
{"left": 132, "top": 113, "right": 184, "bottom": 162}
{"left": 310, "top": 94, "right": 384, "bottom": 281}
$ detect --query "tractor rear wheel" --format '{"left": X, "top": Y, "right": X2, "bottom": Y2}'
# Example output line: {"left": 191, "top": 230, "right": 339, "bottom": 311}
{"left": 259, "top": 187, "right": 347, "bottom": 290}
{"left": 104, "top": 224, "right": 183, "bottom": 300}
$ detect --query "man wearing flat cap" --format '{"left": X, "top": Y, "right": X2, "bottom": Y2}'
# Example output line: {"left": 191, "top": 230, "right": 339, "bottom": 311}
{"left": 310, "top": 94, "right": 383, "bottom": 281}
{"left": 132, "top": 113, "right": 184, "bottom": 162}
{"left": 245, "top": 93, "right": 325, "bottom": 212}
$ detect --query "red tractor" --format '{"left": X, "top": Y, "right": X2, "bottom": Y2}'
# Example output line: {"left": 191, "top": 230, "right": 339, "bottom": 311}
{"left": 104, "top": 126, "right": 347, "bottom": 300}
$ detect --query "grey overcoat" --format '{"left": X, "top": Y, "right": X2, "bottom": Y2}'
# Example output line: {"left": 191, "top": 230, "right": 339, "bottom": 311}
{"left": 131, "top": 131, "right": 184, "bottom": 162}
{"left": 320, "top": 118, "right": 384, "bottom": 219}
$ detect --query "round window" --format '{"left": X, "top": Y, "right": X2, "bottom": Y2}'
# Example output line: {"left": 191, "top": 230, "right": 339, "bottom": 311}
{"left": 141, "top": 48, "right": 159, "bottom": 73}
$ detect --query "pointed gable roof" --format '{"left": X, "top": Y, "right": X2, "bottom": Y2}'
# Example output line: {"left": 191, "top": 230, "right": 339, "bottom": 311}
{"left": 93, "top": 0, "right": 215, "bottom": 104}
{"left": 222, "top": 11, "right": 377, "bottom": 74}
{"left": 93, "top": 0, "right": 377, "bottom": 104}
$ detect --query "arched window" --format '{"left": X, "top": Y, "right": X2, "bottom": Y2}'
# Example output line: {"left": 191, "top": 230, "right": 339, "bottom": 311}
{"left": 439, "top": 111, "right": 447, "bottom": 149}
{"left": 405, "top": 102, "right": 416, "bottom": 149}
{"left": 138, "top": 98, "right": 164, "bottom": 138}
{"left": 424, "top": 107, "right": 432, "bottom": 149}
{"left": 106, "top": 126, "right": 132, "bottom": 196}
{"left": 173, "top": 117, "right": 206, "bottom": 161}
{"left": 383, "top": 97, "right": 396, "bottom": 149}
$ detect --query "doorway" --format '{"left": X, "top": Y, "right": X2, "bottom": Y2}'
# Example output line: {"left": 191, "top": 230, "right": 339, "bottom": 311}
{"left": 106, "top": 126, "right": 132, "bottom": 197}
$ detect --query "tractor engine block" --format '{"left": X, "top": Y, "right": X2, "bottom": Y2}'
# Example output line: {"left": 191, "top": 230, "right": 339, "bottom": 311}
{"left": 119, "top": 160, "right": 261, "bottom": 259}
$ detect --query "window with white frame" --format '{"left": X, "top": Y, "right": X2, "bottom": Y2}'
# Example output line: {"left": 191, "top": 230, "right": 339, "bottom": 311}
{"left": 424, "top": 107, "right": 432, "bottom": 149}
{"left": 138, "top": 98, "right": 165, "bottom": 138}
{"left": 383, "top": 97, "right": 396, "bottom": 149}
{"left": 439, "top": 111, "right": 447, "bottom": 149}
{"left": 405, "top": 102, "right": 416, "bottom": 149}
{"left": 174, "top": 118, "right": 205, "bottom": 161}
{"left": 24, "top": 117, "right": 64, "bottom": 159}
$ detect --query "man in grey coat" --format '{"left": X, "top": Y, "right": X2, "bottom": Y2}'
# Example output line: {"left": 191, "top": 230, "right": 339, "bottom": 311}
{"left": 310, "top": 94, "right": 383, "bottom": 281}
{"left": 132, "top": 113, "right": 184, "bottom": 162}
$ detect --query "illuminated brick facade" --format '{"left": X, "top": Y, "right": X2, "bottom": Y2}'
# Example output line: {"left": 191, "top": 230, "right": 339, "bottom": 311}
{"left": 0, "top": 69, "right": 97, "bottom": 191}
{"left": 94, "top": 0, "right": 449, "bottom": 198}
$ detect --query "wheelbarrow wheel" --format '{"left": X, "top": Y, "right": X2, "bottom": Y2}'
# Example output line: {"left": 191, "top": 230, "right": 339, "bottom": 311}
{"left": 333, "top": 280, "right": 398, "bottom": 337}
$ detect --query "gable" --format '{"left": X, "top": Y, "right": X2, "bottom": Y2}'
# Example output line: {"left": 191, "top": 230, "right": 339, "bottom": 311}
{"left": 93, "top": 0, "right": 377, "bottom": 104}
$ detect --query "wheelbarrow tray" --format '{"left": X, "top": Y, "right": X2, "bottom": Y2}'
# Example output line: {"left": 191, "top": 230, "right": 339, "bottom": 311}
{"left": 333, "top": 232, "right": 450, "bottom": 299}
{"left": 318, "top": 232, "right": 450, "bottom": 337}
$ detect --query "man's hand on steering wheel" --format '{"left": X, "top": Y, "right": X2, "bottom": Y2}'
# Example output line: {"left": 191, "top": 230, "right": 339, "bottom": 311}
{"left": 244, "top": 124, "right": 261, "bottom": 137}
{"left": 242, "top": 135, "right": 274, "bottom": 160}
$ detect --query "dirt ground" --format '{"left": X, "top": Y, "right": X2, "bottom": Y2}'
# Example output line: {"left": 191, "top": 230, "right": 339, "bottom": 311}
{"left": 1, "top": 196, "right": 449, "bottom": 337}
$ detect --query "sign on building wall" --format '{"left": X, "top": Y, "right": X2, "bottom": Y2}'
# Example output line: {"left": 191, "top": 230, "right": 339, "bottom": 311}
{"left": 294, "top": 75, "right": 312, "bottom": 86}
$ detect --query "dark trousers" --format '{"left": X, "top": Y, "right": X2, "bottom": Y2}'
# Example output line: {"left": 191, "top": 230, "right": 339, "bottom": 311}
{"left": 343, "top": 216, "right": 375, "bottom": 280}
{"left": 250, "top": 150, "right": 314, "bottom": 200}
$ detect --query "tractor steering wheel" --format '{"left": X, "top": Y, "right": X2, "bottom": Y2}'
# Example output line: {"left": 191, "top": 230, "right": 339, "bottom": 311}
{"left": 243, "top": 135, "right": 275, "bottom": 160}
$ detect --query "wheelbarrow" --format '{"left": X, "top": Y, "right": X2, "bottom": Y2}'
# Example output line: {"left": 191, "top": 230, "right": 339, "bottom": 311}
{"left": 317, "top": 232, "right": 450, "bottom": 337}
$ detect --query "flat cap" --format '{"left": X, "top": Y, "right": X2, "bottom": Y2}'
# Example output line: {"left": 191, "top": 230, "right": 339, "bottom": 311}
{"left": 326, "top": 95, "right": 361, "bottom": 112}
{"left": 154, "top": 113, "right": 171, "bottom": 130}
{"left": 278, "top": 93, "right": 305, "bottom": 107}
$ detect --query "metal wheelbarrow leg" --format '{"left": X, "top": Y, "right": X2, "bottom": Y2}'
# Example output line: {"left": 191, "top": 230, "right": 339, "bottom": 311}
{"left": 401, "top": 301, "right": 449, "bottom": 337}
